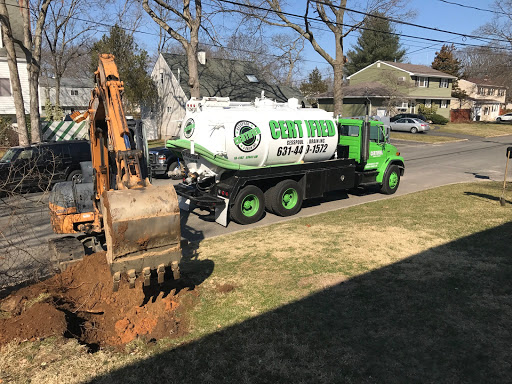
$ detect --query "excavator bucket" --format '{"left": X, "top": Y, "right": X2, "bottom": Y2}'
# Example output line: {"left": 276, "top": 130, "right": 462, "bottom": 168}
{"left": 100, "top": 184, "right": 181, "bottom": 290}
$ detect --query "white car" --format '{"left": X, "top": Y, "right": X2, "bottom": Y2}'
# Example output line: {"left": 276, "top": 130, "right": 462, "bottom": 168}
{"left": 496, "top": 113, "right": 512, "bottom": 122}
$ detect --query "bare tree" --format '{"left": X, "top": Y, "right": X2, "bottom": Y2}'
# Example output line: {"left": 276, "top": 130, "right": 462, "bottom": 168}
{"left": 43, "top": 0, "right": 94, "bottom": 108}
{"left": 0, "top": 0, "right": 29, "bottom": 146}
{"left": 476, "top": 0, "right": 512, "bottom": 46}
{"left": 227, "top": 0, "right": 410, "bottom": 115}
{"left": 142, "top": 0, "right": 222, "bottom": 98}
{"left": 270, "top": 33, "right": 305, "bottom": 86}
{"left": 20, "top": 0, "right": 52, "bottom": 143}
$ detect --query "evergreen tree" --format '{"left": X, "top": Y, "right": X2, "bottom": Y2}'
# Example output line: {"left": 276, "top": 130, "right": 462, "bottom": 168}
{"left": 300, "top": 68, "right": 328, "bottom": 106}
{"left": 432, "top": 44, "right": 467, "bottom": 102}
{"left": 431, "top": 44, "right": 462, "bottom": 77}
{"left": 345, "top": 12, "right": 406, "bottom": 75}
{"left": 91, "top": 25, "right": 157, "bottom": 112}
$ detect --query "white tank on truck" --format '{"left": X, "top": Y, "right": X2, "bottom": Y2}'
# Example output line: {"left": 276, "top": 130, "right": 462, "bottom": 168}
{"left": 179, "top": 96, "right": 338, "bottom": 179}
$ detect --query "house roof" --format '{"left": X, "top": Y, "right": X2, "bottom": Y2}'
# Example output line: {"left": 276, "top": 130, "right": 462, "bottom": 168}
{"left": 161, "top": 53, "right": 303, "bottom": 102}
{"left": 0, "top": 0, "right": 26, "bottom": 58}
{"left": 40, "top": 77, "right": 95, "bottom": 88}
{"left": 317, "top": 81, "right": 453, "bottom": 100}
{"left": 317, "top": 82, "right": 401, "bottom": 99}
{"left": 348, "top": 60, "right": 457, "bottom": 80}
{"left": 465, "top": 78, "right": 506, "bottom": 88}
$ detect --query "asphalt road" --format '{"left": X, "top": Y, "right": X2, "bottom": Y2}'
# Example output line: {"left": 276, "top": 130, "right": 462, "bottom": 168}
{"left": 1, "top": 133, "right": 511, "bottom": 287}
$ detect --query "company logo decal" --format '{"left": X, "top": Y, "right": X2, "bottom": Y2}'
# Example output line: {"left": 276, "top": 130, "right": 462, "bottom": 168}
{"left": 233, "top": 120, "right": 261, "bottom": 152}
{"left": 184, "top": 119, "right": 195, "bottom": 139}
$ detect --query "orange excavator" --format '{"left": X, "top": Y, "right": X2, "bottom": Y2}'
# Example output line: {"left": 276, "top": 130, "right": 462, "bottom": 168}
{"left": 48, "top": 54, "right": 181, "bottom": 291}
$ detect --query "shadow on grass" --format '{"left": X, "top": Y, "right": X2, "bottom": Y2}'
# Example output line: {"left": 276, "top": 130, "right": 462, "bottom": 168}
{"left": 88, "top": 222, "right": 512, "bottom": 383}
{"left": 464, "top": 191, "right": 512, "bottom": 205}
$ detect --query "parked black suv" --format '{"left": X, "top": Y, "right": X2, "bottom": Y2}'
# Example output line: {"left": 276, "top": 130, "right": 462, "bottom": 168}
{"left": 390, "top": 113, "right": 427, "bottom": 122}
{"left": 0, "top": 140, "right": 91, "bottom": 193}
{"left": 148, "top": 147, "right": 182, "bottom": 178}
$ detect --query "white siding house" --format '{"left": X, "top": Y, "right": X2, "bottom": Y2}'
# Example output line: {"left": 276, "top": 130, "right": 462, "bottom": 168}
{"left": 0, "top": 0, "right": 32, "bottom": 118}
{"left": 39, "top": 77, "right": 93, "bottom": 117}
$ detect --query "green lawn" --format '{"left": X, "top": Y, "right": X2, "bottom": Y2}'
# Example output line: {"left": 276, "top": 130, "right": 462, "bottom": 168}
{"left": 390, "top": 131, "right": 463, "bottom": 143}
{"left": 437, "top": 121, "right": 512, "bottom": 137}
{"left": 1, "top": 182, "right": 511, "bottom": 383}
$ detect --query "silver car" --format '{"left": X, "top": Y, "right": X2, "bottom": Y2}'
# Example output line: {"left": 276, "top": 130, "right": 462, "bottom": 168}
{"left": 390, "top": 118, "right": 430, "bottom": 133}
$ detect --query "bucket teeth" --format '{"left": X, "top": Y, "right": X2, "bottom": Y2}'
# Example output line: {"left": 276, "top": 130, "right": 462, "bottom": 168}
{"left": 113, "top": 272, "right": 121, "bottom": 292}
{"left": 143, "top": 267, "right": 151, "bottom": 287}
{"left": 157, "top": 264, "right": 165, "bottom": 284}
{"left": 128, "top": 269, "right": 136, "bottom": 289}
{"left": 171, "top": 261, "right": 180, "bottom": 280}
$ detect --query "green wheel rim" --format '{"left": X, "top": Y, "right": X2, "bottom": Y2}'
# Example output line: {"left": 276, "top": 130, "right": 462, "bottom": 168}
{"left": 389, "top": 172, "right": 399, "bottom": 189}
{"left": 282, "top": 188, "right": 298, "bottom": 209}
{"left": 241, "top": 194, "right": 259, "bottom": 217}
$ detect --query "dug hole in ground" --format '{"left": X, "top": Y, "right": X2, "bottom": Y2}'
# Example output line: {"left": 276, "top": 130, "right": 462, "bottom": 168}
{"left": 0, "top": 251, "right": 200, "bottom": 349}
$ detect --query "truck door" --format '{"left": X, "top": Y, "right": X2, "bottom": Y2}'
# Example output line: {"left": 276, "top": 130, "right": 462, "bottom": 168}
{"left": 365, "top": 123, "right": 387, "bottom": 171}
{"left": 338, "top": 123, "right": 361, "bottom": 161}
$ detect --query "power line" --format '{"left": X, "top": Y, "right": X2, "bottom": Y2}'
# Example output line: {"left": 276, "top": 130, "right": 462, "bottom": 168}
{"left": 436, "top": 0, "right": 502, "bottom": 16}
{"left": 311, "top": 0, "right": 504, "bottom": 45}
{"left": 216, "top": 0, "right": 512, "bottom": 51}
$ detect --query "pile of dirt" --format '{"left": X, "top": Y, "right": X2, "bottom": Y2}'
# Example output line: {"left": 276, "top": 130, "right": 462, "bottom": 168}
{"left": 0, "top": 252, "right": 199, "bottom": 349}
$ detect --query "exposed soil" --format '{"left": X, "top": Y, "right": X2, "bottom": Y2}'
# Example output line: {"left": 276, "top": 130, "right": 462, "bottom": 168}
{"left": 0, "top": 252, "right": 199, "bottom": 349}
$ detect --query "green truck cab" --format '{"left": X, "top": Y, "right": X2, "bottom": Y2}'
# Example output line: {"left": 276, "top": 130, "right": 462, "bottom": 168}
{"left": 338, "top": 118, "right": 405, "bottom": 194}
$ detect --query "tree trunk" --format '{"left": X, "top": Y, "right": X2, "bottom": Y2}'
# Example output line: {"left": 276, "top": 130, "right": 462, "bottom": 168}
{"left": 55, "top": 76, "right": 61, "bottom": 107}
{"left": 333, "top": 29, "right": 344, "bottom": 116}
{"left": 29, "top": 71, "right": 41, "bottom": 142}
{"left": 0, "top": 0, "right": 28, "bottom": 145}
{"left": 186, "top": 45, "right": 200, "bottom": 98}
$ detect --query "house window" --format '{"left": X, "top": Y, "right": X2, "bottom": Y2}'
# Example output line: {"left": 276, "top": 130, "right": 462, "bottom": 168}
{"left": 246, "top": 74, "right": 259, "bottom": 83}
{"left": 416, "top": 76, "right": 429, "bottom": 87}
{"left": 167, "top": 106, "right": 172, "bottom": 113}
{"left": 499, "top": 89, "right": 505, "bottom": 96}
{"left": 70, "top": 90, "right": 78, "bottom": 96}
{"left": 477, "top": 87, "right": 485, "bottom": 95}
{"left": 488, "top": 88, "right": 495, "bottom": 96}
{"left": 160, "top": 72, "right": 164, "bottom": 84}
{"left": 484, "top": 107, "right": 489, "bottom": 115}
{"left": 0, "top": 78, "right": 11, "bottom": 96}
{"left": 441, "top": 100, "right": 447, "bottom": 108}
{"left": 425, "top": 99, "right": 432, "bottom": 108}
{"left": 440, "top": 78, "right": 449, "bottom": 88}
{"left": 401, "top": 102, "right": 408, "bottom": 109}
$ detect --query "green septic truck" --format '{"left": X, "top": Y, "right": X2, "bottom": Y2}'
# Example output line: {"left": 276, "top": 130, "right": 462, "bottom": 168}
{"left": 167, "top": 97, "right": 404, "bottom": 226}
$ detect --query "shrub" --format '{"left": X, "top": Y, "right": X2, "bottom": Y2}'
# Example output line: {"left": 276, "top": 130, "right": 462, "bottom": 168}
{"left": 429, "top": 113, "right": 449, "bottom": 125}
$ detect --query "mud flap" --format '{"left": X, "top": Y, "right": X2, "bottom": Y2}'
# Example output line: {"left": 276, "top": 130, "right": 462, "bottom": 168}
{"left": 215, "top": 196, "right": 229, "bottom": 227}
{"left": 100, "top": 185, "right": 182, "bottom": 278}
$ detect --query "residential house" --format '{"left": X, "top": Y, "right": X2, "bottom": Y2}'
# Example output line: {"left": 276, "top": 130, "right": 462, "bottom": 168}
{"left": 319, "top": 61, "right": 456, "bottom": 118}
{"left": 39, "top": 77, "right": 94, "bottom": 117}
{"left": 144, "top": 52, "right": 304, "bottom": 140}
{"left": 451, "top": 78, "right": 506, "bottom": 121}
{"left": 0, "top": 0, "right": 31, "bottom": 119}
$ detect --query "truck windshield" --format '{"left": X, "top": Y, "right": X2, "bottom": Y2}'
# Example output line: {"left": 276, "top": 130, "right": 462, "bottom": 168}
{"left": 0, "top": 148, "right": 20, "bottom": 163}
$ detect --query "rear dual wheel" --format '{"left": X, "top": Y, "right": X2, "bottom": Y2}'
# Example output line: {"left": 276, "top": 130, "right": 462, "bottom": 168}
{"left": 230, "top": 180, "right": 304, "bottom": 224}
{"left": 268, "top": 180, "right": 303, "bottom": 217}
{"left": 230, "top": 185, "right": 265, "bottom": 225}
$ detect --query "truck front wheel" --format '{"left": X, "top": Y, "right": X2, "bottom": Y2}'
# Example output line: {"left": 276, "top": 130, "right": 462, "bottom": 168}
{"left": 380, "top": 165, "right": 400, "bottom": 195}
{"left": 230, "top": 185, "right": 265, "bottom": 224}
{"left": 270, "top": 180, "right": 303, "bottom": 217}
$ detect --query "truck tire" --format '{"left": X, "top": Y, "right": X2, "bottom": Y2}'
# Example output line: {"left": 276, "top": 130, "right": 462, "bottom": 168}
{"left": 270, "top": 179, "right": 303, "bottom": 217}
{"left": 167, "top": 161, "right": 179, "bottom": 179}
{"left": 380, "top": 165, "right": 400, "bottom": 195}
{"left": 66, "top": 169, "right": 83, "bottom": 183}
{"left": 264, "top": 186, "right": 275, "bottom": 213}
{"left": 230, "top": 185, "right": 265, "bottom": 224}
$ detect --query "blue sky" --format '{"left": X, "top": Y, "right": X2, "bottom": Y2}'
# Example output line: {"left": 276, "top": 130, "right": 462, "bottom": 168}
{"left": 132, "top": 0, "right": 499, "bottom": 80}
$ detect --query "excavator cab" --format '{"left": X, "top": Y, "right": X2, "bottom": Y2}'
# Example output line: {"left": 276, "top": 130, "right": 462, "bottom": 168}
{"left": 49, "top": 54, "right": 181, "bottom": 291}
